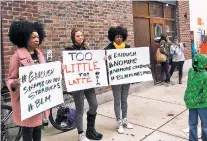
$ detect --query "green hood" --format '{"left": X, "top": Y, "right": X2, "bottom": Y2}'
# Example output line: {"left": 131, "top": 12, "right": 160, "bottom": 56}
{"left": 184, "top": 54, "right": 207, "bottom": 109}
{"left": 192, "top": 54, "right": 207, "bottom": 71}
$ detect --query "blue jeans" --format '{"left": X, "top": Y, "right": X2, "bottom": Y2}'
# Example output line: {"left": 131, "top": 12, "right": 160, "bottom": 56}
{"left": 189, "top": 107, "right": 207, "bottom": 141}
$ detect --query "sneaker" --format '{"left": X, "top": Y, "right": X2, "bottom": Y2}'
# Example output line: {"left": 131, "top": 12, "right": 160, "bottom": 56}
{"left": 78, "top": 132, "right": 90, "bottom": 141}
{"left": 122, "top": 118, "right": 133, "bottom": 129}
{"left": 117, "top": 120, "right": 124, "bottom": 134}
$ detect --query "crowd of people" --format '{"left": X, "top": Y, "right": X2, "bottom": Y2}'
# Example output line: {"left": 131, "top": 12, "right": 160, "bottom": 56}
{"left": 5, "top": 20, "right": 207, "bottom": 141}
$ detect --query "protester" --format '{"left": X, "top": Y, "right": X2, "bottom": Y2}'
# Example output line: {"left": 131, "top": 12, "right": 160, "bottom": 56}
{"left": 104, "top": 26, "right": 133, "bottom": 134}
{"left": 159, "top": 33, "right": 171, "bottom": 85}
{"left": 64, "top": 28, "right": 103, "bottom": 141}
{"left": 169, "top": 38, "right": 185, "bottom": 84}
{"left": 184, "top": 54, "right": 207, "bottom": 141}
{"left": 7, "top": 20, "right": 50, "bottom": 141}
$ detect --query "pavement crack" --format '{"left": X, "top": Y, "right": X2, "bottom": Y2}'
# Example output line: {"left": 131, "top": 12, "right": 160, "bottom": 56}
{"left": 131, "top": 95, "right": 186, "bottom": 106}
{"left": 140, "top": 109, "right": 188, "bottom": 141}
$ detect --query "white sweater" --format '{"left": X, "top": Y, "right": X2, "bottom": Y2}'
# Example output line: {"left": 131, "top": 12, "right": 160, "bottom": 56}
{"left": 170, "top": 43, "right": 185, "bottom": 62}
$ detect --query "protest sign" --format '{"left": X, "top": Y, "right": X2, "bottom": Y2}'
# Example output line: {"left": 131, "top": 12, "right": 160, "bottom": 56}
{"left": 106, "top": 47, "right": 153, "bottom": 85}
{"left": 63, "top": 50, "right": 108, "bottom": 92}
{"left": 19, "top": 61, "right": 63, "bottom": 121}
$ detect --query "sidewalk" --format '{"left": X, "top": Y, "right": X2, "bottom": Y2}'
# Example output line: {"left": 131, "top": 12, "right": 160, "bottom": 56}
{"left": 42, "top": 77, "right": 196, "bottom": 141}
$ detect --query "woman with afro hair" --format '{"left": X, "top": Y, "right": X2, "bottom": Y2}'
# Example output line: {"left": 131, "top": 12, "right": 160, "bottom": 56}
{"left": 7, "top": 20, "right": 49, "bottom": 141}
{"left": 104, "top": 26, "right": 133, "bottom": 134}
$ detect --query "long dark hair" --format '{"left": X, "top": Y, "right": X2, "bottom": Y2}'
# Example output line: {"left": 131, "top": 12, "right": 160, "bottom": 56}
{"left": 159, "top": 33, "right": 167, "bottom": 43}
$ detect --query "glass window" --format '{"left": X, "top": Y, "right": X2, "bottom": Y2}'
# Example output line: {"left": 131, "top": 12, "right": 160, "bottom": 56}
{"left": 165, "top": 20, "right": 176, "bottom": 39}
{"left": 164, "top": 6, "right": 176, "bottom": 19}
{"left": 154, "top": 23, "right": 163, "bottom": 38}
{"left": 150, "top": 3, "right": 163, "bottom": 17}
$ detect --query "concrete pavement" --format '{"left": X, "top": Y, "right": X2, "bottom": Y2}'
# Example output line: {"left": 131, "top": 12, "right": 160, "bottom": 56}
{"left": 42, "top": 77, "right": 200, "bottom": 141}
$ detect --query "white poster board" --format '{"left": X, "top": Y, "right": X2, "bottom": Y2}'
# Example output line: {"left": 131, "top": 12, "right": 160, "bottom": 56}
{"left": 106, "top": 47, "right": 153, "bottom": 85}
{"left": 19, "top": 61, "right": 63, "bottom": 121}
{"left": 63, "top": 50, "right": 108, "bottom": 92}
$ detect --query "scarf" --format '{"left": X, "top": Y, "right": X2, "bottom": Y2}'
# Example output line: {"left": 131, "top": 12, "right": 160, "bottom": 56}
{"left": 113, "top": 42, "right": 125, "bottom": 49}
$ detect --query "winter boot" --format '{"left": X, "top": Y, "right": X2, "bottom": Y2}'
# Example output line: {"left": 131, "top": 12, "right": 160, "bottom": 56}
{"left": 86, "top": 112, "right": 103, "bottom": 140}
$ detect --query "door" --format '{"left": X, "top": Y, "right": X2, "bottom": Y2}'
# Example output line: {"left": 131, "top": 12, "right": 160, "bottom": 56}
{"left": 150, "top": 19, "right": 165, "bottom": 83}
{"left": 133, "top": 18, "right": 150, "bottom": 47}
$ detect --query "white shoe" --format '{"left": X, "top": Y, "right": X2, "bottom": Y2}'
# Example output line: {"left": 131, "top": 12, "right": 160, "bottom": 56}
{"left": 78, "top": 132, "right": 90, "bottom": 141}
{"left": 122, "top": 118, "right": 133, "bottom": 129}
{"left": 117, "top": 120, "right": 124, "bottom": 134}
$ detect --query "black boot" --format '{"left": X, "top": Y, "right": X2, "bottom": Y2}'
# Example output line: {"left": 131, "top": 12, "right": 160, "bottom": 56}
{"left": 179, "top": 74, "right": 182, "bottom": 84}
{"left": 86, "top": 112, "right": 103, "bottom": 140}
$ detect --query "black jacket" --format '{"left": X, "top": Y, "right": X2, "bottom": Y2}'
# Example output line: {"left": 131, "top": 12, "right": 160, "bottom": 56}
{"left": 104, "top": 42, "right": 130, "bottom": 50}
{"left": 104, "top": 42, "right": 130, "bottom": 85}
{"left": 65, "top": 44, "right": 88, "bottom": 51}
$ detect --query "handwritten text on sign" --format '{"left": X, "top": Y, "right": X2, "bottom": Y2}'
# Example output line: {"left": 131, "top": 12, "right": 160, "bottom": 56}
{"left": 19, "top": 61, "right": 63, "bottom": 121}
{"left": 63, "top": 50, "right": 108, "bottom": 92}
{"left": 106, "top": 47, "right": 153, "bottom": 85}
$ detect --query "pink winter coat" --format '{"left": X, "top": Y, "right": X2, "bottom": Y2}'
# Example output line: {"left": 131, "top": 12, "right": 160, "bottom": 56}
{"left": 6, "top": 47, "right": 50, "bottom": 127}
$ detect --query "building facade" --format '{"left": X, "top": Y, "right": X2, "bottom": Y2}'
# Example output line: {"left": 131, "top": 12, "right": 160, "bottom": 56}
{"left": 1, "top": 1, "right": 191, "bottom": 93}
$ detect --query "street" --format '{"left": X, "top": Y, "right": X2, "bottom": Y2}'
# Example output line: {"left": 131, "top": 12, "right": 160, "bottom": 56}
{"left": 42, "top": 77, "right": 201, "bottom": 141}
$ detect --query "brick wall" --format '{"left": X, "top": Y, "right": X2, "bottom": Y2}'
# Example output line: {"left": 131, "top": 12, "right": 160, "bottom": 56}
{"left": 38, "top": 1, "right": 134, "bottom": 60}
{"left": 176, "top": 0, "right": 191, "bottom": 59}
{"left": 1, "top": 1, "right": 134, "bottom": 94}
{"left": 1, "top": 1, "right": 38, "bottom": 83}
{"left": 1, "top": 1, "right": 191, "bottom": 93}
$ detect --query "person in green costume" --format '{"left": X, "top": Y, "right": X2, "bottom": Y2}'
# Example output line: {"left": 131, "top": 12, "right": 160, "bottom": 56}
{"left": 184, "top": 54, "right": 207, "bottom": 141}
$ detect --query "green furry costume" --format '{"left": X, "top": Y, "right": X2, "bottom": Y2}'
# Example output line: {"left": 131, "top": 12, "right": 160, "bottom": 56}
{"left": 184, "top": 54, "right": 207, "bottom": 109}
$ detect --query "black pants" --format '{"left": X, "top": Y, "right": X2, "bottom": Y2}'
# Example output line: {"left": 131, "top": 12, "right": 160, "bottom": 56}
{"left": 22, "top": 125, "right": 42, "bottom": 141}
{"left": 161, "top": 61, "right": 170, "bottom": 82}
{"left": 169, "top": 61, "right": 184, "bottom": 80}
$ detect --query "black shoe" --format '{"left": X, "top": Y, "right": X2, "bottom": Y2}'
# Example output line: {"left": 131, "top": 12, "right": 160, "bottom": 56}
{"left": 86, "top": 129, "right": 103, "bottom": 140}
{"left": 86, "top": 112, "right": 103, "bottom": 140}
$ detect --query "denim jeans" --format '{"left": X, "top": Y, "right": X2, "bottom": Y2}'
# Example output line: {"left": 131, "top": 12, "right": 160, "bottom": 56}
{"left": 189, "top": 107, "right": 207, "bottom": 141}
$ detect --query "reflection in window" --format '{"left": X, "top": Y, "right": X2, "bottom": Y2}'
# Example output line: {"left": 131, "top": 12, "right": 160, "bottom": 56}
{"left": 165, "top": 21, "right": 176, "bottom": 39}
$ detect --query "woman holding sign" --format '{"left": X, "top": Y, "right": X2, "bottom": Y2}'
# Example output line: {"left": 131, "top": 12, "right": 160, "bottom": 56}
{"left": 7, "top": 20, "right": 49, "bottom": 141}
{"left": 64, "top": 28, "right": 103, "bottom": 141}
{"left": 104, "top": 26, "right": 133, "bottom": 134}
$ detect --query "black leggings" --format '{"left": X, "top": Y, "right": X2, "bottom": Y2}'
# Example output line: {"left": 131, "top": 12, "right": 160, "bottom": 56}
{"left": 169, "top": 61, "right": 184, "bottom": 79}
{"left": 22, "top": 125, "right": 42, "bottom": 141}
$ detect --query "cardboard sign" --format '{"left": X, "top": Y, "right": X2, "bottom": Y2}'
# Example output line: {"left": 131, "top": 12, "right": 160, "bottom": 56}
{"left": 106, "top": 47, "right": 153, "bottom": 85}
{"left": 19, "top": 61, "right": 63, "bottom": 121}
{"left": 63, "top": 50, "right": 108, "bottom": 92}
